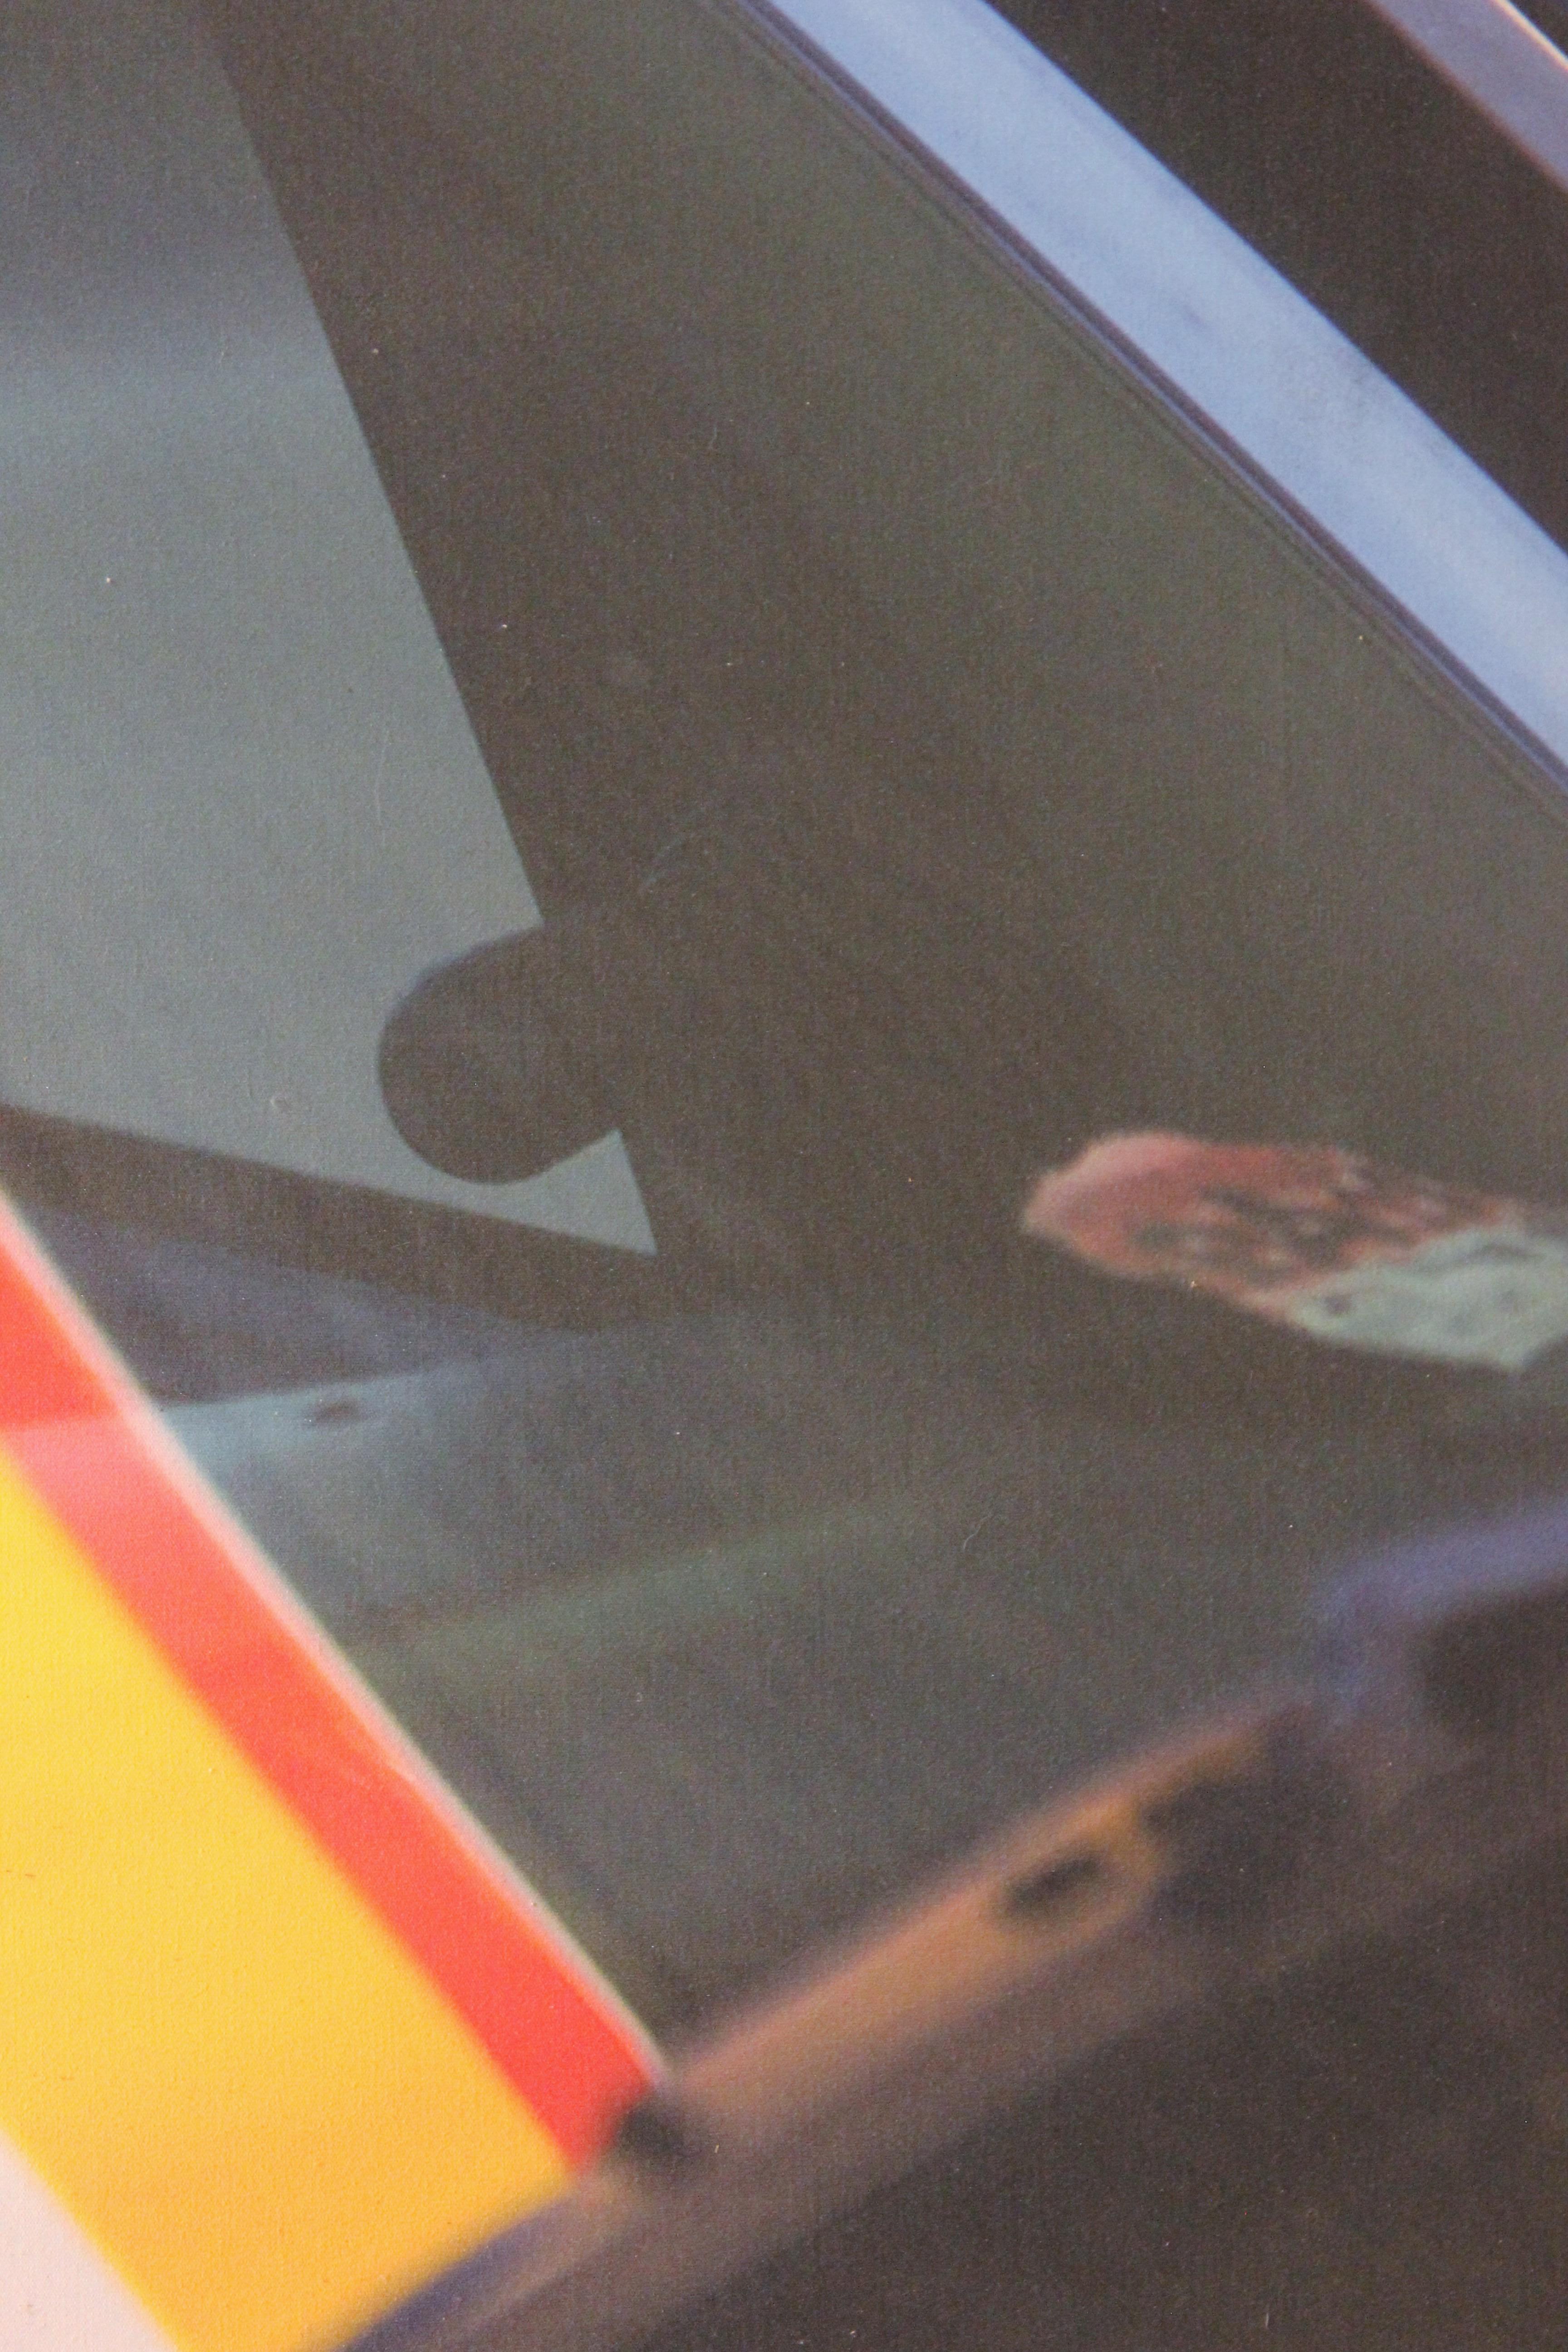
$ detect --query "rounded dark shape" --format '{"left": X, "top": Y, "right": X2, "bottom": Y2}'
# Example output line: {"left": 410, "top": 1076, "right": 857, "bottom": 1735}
{"left": 1000, "top": 1847, "right": 1109, "bottom": 1922}
{"left": 377, "top": 917, "right": 619, "bottom": 1183}
{"left": 611, "top": 2091, "right": 711, "bottom": 2179}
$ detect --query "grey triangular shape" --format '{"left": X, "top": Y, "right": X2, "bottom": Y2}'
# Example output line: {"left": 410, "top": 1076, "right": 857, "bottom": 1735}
{"left": 455, "top": 1129, "right": 657, "bottom": 1255}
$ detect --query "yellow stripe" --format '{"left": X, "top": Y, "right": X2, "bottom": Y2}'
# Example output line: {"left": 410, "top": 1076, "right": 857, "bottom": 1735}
{"left": 0, "top": 1443, "right": 568, "bottom": 2352}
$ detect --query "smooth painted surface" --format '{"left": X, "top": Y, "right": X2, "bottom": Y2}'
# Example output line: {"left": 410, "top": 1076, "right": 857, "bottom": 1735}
{"left": 0, "top": 1197, "right": 656, "bottom": 2347}
{"left": 0, "top": 1439, "right": 568, "bottom": 2350}
{"left": 0, "top": 2133, "right": 174, "bottom": 2352}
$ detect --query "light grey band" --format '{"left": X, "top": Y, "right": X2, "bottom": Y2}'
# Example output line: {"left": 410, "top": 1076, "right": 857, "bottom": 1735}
{"left": 756, "top": 0, "right": 1568, "bottom": 777}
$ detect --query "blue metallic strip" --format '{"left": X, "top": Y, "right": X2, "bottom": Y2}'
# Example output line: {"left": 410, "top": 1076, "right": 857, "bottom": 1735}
{"left": 764, "top": 0, "right": 1568, "bottom": 775}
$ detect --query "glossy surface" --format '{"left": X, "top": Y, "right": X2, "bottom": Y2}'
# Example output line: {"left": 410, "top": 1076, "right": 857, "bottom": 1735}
{"left": 9, "top": 0, "right": 1568, "bottom": 2255}
{"left": 0, "top": 1203, "right": 648, "bottom": 2348}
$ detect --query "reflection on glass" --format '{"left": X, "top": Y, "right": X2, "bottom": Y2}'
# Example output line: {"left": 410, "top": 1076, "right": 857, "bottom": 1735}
{"left": 7, "top": 0, "right": 1568, "bottom": 2038}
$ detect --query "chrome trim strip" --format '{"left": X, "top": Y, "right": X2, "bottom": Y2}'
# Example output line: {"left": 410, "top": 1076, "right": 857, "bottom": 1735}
{"left": 756, "top": 0, "right": 1568, "bottom": 778}
{"left": 1366, "top": 0, "right": 1568, "bottom": 196}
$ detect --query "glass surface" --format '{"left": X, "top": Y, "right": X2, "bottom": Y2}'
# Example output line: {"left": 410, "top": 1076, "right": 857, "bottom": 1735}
{"left": 637, "top": 1862, "right": 1568, "bottom": 2352}
{"left": 990, "top": 0, "right": 1568, "bottom": 568}
{"left": 8, "top": 0, "right": 1568, "bottom": 2035}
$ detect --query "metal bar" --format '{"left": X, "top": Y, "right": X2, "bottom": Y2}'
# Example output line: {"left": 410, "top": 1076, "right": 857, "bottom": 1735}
{"left": 1363, "top": 0, "right": 1568, "bottom": 196}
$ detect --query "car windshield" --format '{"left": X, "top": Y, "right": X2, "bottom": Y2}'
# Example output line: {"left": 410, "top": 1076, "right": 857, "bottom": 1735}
{"left": 8, "top": 0, "right": 1568, "bottom": 2040}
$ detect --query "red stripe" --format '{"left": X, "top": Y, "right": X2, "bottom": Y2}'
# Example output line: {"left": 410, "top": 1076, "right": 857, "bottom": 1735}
{"left": 0, "top": 1236, "right": 652, "bottom": 2164}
